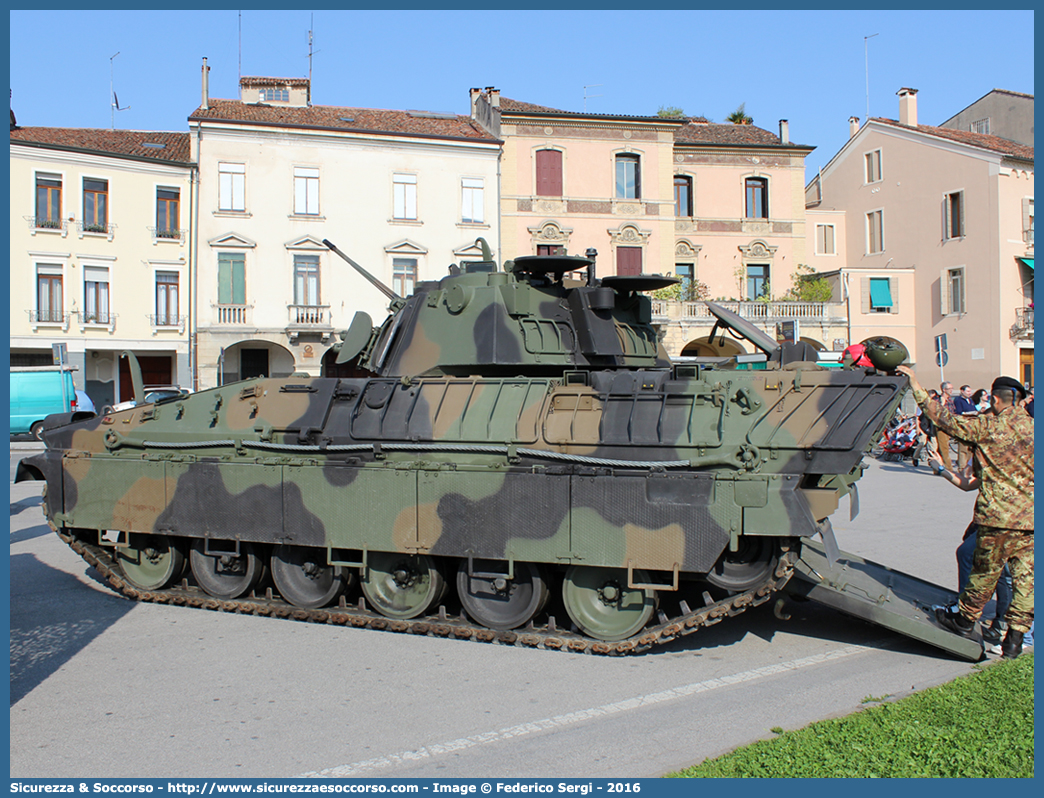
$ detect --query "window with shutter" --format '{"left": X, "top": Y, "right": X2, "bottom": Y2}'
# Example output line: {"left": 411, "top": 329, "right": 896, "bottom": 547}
{"left": 218, "top": 252, "right": 246, "bottom": 305}
{"left": 944, "top": 191, "right": 964, "bottom": 239}
{"left": 536, "top": 150, "right": 563, "bottom": 197}
{"left": 616, "top": 246, "right": 642, "bottom": 275}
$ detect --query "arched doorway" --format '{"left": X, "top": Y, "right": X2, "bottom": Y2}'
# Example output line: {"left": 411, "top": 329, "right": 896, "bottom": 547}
{"left": 219, "top": 341, "right": 295, "bottom": 385}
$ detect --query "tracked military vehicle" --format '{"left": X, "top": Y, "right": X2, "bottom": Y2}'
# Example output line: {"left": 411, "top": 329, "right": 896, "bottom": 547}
{"left": 17, "top": 241, "right": 981, "bottom": 658}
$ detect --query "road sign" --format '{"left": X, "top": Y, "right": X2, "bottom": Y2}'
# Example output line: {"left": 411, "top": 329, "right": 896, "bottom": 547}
{"left": 777, "top": 320, "right": 799, "bottom": 343}
{"left": 51, "top": 343, "right": 67, "bottom": 366}
{"left": 935, "top": 334, "right": 948, "bottom": 379}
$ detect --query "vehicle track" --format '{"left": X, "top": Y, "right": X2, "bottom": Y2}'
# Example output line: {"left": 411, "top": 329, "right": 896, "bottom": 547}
{"left": 56, "top": 524, "right": 797, "bottom": 655}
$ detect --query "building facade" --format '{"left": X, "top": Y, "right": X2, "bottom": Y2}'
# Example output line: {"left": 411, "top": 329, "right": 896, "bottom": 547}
{"left": 471, "top": 89, "right": 827, "bottom": 357}
{"left": 939, "top": 88, "right": 1033, "bottom": 148}
{"left": 806, "top": 88, "right": 1034, "bottom": 387}
{"left": 9, "top": 125, "right": 194, "bottom": 407}
{"left": 188, "top": 71, "right": 502, "bottom": 388}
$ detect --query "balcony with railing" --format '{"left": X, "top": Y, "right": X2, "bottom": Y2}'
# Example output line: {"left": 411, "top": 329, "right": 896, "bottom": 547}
{"left": 215, "top": 304, "right": 251, "bottom": 325}
{"left": 76, "top": 311, "right": 118, "bottom": 332}
{"left": 1011, "top": 306, "right": 1034, "bottom": 340}
{"left": 651, "top": 299, "right": 847, "bottom": 325}
{"left": 26, "top": 217, "right": 69, "bottom": 236}
{"left": 28, "top": 310, "right": 71, "bottom": 332}
{"left": 287, "top": 304, "right": 333, "bottom": 342}
{"left": 149, "top": 314, "right": 186, "bottom": 334}
{"left": 150, "top": 226, "right": 187, "bottom": 244}
{"left": 77, "top": 221, "right": 117, "bottom": 241}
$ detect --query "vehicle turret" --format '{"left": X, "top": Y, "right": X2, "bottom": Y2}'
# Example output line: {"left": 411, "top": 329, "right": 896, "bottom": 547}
{"left": 326, "top": 239, "right": 678, "bottom": 378}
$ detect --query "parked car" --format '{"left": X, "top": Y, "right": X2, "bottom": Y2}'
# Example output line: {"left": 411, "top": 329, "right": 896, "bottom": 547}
{"left": 105, "top": 386, "right": 190, "bottom": 414}
{"left": 10, "top": 367, "right": 77, "bottom": 439}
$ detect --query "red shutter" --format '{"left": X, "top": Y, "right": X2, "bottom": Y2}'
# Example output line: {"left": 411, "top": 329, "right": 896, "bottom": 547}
{"left": 617, "top": 246, "right": 642, "bottom": 276}
{"left": 536, "top": 150, "right": 562, "bottom": 197}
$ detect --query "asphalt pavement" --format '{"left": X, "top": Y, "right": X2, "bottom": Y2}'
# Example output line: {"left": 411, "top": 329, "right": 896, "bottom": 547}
{"left": 10, "top": 443, "right": 998, "bottom": 778}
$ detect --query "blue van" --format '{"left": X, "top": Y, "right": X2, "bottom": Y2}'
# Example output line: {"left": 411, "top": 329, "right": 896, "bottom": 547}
{"left": 10, "top": 367, "right": 77, "bottom": 439}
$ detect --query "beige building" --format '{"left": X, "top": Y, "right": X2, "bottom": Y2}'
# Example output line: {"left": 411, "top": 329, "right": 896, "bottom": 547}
{"left": 470, "top": 89, "right": 834, "bottom": 356}
{"left": 806, "top": 88, "right": 1034, "bottom": 387}
{"left": 187, "top": 69, "right": 502, "bottom": 388}
{"left": 9, "top": 124, "right": 194, "bottom": 407}
{"left": 940, "top": 88, "right": 1033, "bottom": 148}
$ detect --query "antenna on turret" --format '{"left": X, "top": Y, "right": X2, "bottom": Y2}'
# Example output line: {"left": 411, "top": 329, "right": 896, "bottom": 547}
{"left": 110, "top": 52, "right": 130, "bottom": 129}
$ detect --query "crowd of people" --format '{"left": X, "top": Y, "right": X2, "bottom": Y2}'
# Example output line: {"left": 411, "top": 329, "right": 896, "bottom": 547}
{"left": 896, "top": 368, "right": 1034, "bottom": 660}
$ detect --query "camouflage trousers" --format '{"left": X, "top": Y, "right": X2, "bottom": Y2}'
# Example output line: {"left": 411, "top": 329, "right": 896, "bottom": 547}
{"left": 958, "top": 526, "right": 1034, "bottom": 633}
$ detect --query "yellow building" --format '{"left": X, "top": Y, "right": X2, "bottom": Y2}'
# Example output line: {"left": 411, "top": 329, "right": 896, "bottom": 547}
{"left": 9, "top": 124, "right": 195, "bottom": 406}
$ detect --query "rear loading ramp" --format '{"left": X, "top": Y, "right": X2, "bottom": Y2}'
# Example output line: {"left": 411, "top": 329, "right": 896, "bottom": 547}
{"left": 786, "top": 540, "right": 984, "bottom": 661}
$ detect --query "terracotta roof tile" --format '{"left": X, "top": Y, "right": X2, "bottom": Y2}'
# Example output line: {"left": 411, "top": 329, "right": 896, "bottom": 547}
{"left": 189, "top": 99, "right": 498, "bottom": 142}
{"left": 874, "top": 117, "right": 1034, "bottom": 161}
{"left": 499, "top": 97, "right": 677, "bottom": 123}
{"left": 9, "top": 127, "right": 191, "bottom": 163}
{"left": 674, "top": 120, "right": 794, "bottom": 147}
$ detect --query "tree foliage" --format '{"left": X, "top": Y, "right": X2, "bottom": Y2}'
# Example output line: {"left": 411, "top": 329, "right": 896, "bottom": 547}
{"left": 657, "top": 105, "right": 686, "bottom": 118}
{"left": 785, "top": 264, "right": 834, "bottom": 302}
{"left": 726, "top": 103, "right": 753, "bottom": 125}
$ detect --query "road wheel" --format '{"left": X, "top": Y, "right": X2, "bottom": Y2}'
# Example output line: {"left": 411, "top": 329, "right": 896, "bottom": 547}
{"left": 362, "top": 552, "right": 446, "bottom": 620}
{"left": 190, "top": 540, "right": 265, "bottom": 600}
{"left": 116, "top": 533, "right": 187, "bottom": 591}
{"left": 271, "top": 544, "right": 351, "bottom": 609}
{"left": 457, "top": 560, "right": 549, "bottom": 630}
{"left": 562, "top": 566, "right": 655, "bottom": 641}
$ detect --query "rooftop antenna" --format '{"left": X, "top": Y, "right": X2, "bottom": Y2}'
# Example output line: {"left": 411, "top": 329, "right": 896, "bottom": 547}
{"left": 238, "top": 11, "right": 242, "bottom": 81}
{"left": 307, "top": 14, "right": 319, "bottom": 104}
{"left": 109, "top": 52, "right": 129, "bottom": 129}
{"left": 583, "top": 84, "right": 603, "bottom": 113}
{"left": 864, "top": 33, "right": 879, "bottom": 123}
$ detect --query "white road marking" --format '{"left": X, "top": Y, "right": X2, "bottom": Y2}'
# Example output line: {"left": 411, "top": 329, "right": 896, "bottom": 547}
{"left": 299, "top": 643, "right": 875, "bottom": 777}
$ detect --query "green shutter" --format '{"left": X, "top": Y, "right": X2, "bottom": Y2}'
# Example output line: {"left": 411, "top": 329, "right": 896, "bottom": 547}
{"left": 218, "top": 253, "right": 245, "bottom": 304}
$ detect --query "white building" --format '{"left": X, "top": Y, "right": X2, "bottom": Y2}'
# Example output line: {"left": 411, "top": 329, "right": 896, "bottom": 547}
{"left": 188, "top": 68, "right": 502, "bottom": 387}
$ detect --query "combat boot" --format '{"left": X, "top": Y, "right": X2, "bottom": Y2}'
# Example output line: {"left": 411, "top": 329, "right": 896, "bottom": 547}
{"left": 1001, "top": 629, "right": 1024, "bottom": 659}
{"left": 982, "top": 619, "right": 1008, "bottom": 655}
{"left": 935, "top": 604, "right": 975, "bottom": 637}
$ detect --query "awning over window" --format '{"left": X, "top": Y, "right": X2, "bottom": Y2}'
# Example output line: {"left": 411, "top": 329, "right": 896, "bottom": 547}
{"left": 869, "top": 277, "right": 893, "bottom": 308}
{"left": 1018, "top": 257, "right": 1034, "bottom": 270}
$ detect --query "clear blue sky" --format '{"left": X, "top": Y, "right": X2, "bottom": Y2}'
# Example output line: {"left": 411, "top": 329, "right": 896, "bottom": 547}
{"left": 9, "top": 9, "right": 1034, "bottom": 178}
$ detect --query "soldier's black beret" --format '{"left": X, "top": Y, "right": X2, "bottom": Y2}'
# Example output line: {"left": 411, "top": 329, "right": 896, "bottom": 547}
{"left": 991, "top": 376, "right": 1027, "bottom": 399}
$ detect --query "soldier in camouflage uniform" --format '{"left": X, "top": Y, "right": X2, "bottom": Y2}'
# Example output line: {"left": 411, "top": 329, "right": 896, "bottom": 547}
{"left": 898, "top": 368, "right": 1034, "bottom": 658}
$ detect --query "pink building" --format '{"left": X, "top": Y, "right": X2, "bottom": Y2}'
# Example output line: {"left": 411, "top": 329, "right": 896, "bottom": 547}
{"left": 807, "top": 88, "right": 1034, "bottom": 387}
{"left": 471, "top": 89, "right": 823, "bottom": 356}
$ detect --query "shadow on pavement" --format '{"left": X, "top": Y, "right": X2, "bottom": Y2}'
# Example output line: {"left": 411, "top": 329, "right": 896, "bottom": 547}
{"left": 10, "top": 552, "right": 134, "bottom": 705}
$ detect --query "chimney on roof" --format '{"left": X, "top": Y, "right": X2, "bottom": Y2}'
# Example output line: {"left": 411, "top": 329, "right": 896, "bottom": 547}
{"left": 201, "top": 58, "right": 210, "bottom": 111}
{"left": 470, "top": 87, "right": 501, "bottom": 139}
{"left": 779, "top": 119, "right": 789, "bottom": 144}
{"left": 897, "top": 87, "right": 918, "bottom": 127}
{"left": 849, "top": 116, "right": 860, "bottom": 138}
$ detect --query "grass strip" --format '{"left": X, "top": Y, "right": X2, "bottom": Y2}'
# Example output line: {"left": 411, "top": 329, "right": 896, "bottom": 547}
{"left": 668, "top": 652, "right": 1033, "bottom": 778}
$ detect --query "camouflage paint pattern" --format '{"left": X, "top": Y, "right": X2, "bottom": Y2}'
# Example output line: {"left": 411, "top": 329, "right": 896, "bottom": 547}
{"left": 959, "top": 526, "right": 1034, "bottom": 633}
{"left": 19, "top": 253, "right": 906, "bottom": 619}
